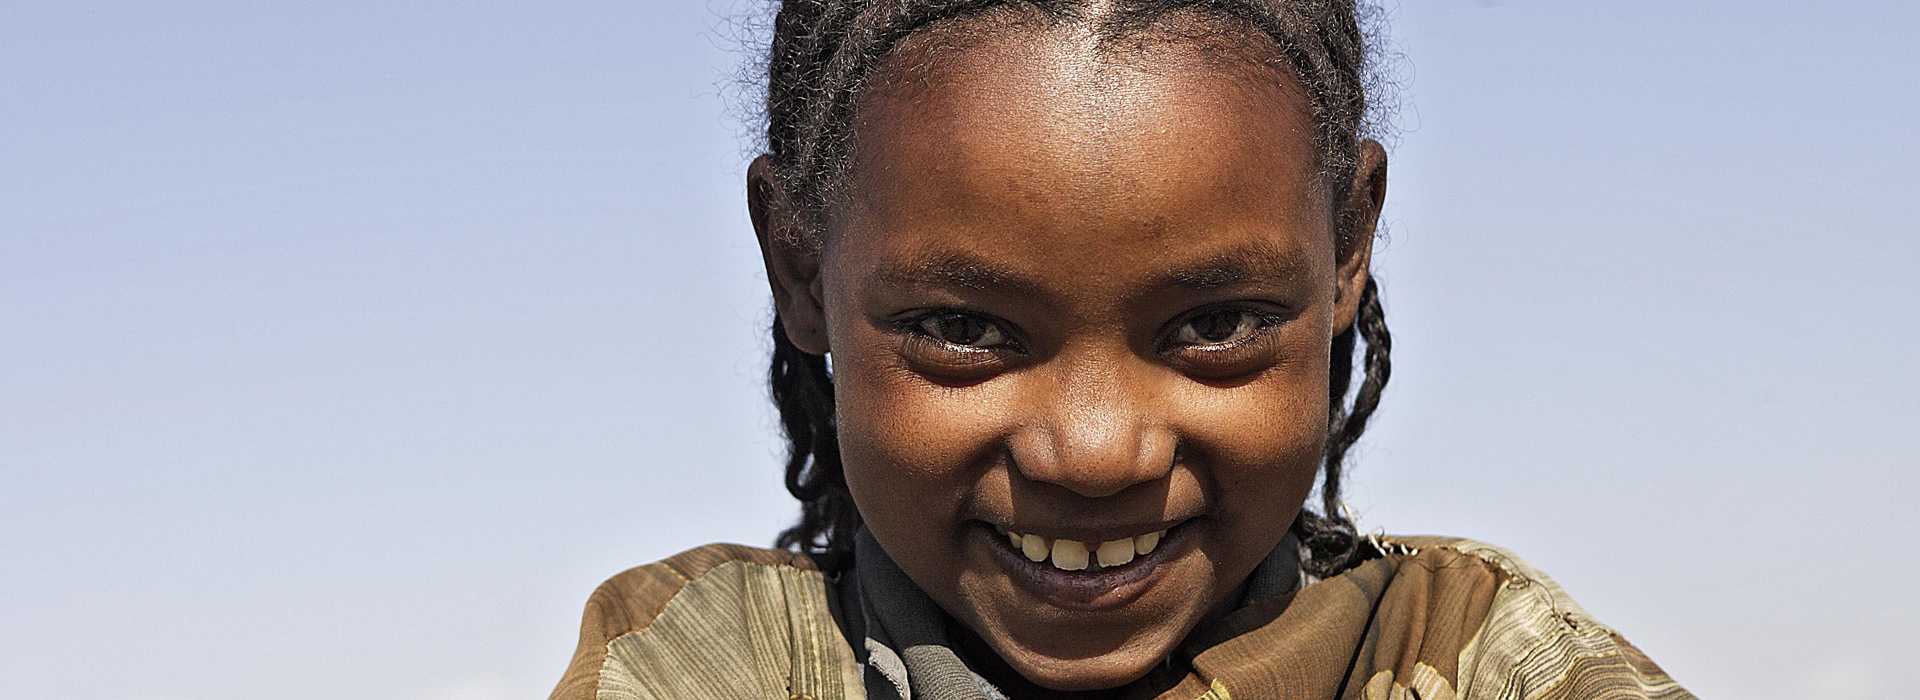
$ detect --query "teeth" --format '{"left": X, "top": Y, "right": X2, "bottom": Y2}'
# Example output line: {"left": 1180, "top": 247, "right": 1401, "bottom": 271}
{"left": 1134, "top": 530, "right": 1161, "bottom": 555}
{"left": 1050, "top": 539, "right": 1089, "bottom": 571}
{"left": 1003, "top": 528, "right": 1171, "bottom": 572}
{"left": 1021, "top": 533, "right": 1049, "bottom": 562}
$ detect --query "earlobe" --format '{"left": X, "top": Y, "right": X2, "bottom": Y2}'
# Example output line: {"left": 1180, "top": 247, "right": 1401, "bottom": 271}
{"left": 748, "top": 155, "right": 831, "bottom": 355}
{"left": 1333, "top": 140, "right": 1387, "bottom": 335}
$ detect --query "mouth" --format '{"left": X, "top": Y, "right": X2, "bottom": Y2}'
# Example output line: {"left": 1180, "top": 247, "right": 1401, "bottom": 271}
{"left": 978, "top": 519, "right": 1192, "bottom": 612}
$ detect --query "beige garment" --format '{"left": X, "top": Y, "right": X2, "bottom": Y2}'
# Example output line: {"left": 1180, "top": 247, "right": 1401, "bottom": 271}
{"left": 549, "top": 537, "right": 1690, "bottom": 699}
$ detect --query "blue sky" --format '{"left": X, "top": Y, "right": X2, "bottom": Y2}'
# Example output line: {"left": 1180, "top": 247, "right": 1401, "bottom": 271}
{"left": 3, "top": 2, "right": 1914, "bottom": 698}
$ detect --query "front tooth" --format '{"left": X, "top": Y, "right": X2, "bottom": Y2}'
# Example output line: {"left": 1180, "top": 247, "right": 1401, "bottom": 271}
{"left": 1007, "top": 530, "right": 1023, "bottom": 550}
{"left": 1097, "top": 538, "right": 1135, "bottom": 567}
{"left": 1050, "top": 539, "right": 1089, "bottom": 571}
{"left": 1134, "top": 530, "right": 1163, "bottom": 556}
{"left": 1021, "top": 533, "right": 1050, "bottom": 562}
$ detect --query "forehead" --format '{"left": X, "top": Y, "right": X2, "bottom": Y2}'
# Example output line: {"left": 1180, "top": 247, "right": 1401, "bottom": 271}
{"left": 832, "top": 17, "right": 1333, "bottom": 294}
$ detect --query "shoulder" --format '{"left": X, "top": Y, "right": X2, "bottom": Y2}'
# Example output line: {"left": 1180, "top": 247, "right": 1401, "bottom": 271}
{"left": 565, "top": 543, "right": 821, "bottom": 649}
{"left": 548, "top": 543, "right": 859, "bottom": 700}
{"left": 1360, "top": 535, "right": 1693, "bottom": 700}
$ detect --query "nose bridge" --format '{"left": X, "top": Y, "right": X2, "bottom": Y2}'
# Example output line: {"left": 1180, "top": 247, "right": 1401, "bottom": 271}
{"left": 1011, "top": 351, "right": 1173, "bottom": 498}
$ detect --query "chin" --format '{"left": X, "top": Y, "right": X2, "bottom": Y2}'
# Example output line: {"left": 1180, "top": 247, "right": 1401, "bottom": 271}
{"left": 1001, "top": 641, "right": 1165, "bottom": 692}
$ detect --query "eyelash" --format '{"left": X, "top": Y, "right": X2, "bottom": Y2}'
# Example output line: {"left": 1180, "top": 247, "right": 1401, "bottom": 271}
{"left": 1161, "top": 307, "right": 1288, "bottom": 351}
{"left": 892, "top": 311, "right": 1026, "bottom": 359}
{"left": 891, "top": 305, "right": 1289, "bottom": 370}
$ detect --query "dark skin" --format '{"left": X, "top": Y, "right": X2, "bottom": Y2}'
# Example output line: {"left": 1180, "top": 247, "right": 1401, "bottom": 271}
{"left": 750, "top": 22, "right": 1387, "bottom": 695}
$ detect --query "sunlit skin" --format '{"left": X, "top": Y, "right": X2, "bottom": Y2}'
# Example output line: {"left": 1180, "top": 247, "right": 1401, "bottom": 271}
{"left": 750, "top": 18, "right": 1386, "bottom": 695}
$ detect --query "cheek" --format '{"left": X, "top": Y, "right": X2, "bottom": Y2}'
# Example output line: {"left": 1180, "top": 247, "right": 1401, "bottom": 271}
{"left": 1175, "top": 332, "right": 1331, "bottom": 515}
{"left": 830, "top": 333, "right": 1015, "bottom": 528}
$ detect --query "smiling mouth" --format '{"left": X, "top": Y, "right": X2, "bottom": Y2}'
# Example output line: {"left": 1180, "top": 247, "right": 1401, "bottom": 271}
{"left": 997, "top": 526, "right": 1167, "bottom": 572}
{"left": 982, "top": 521, "right": 1191, "bottom": 611}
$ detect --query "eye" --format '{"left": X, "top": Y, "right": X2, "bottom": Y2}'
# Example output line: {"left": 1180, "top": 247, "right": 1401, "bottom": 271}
{"left": 1161, "top": 306, "right": 1290, "bottom": 379}
{"left": 915, "top": 312, "right": 1010, "bottom": 349}
{"left": 1172, "top": 308, "right": 1267, "bottom": 346}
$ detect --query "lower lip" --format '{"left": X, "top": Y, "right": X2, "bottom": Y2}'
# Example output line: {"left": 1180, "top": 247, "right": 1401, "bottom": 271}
{"left": 980, "top": 522, "right": 1188, "bottom": 612}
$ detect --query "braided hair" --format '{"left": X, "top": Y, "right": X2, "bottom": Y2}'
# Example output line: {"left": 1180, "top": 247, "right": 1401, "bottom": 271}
{"left": 759, "top": 0, "right": 1392, "bottom": 578}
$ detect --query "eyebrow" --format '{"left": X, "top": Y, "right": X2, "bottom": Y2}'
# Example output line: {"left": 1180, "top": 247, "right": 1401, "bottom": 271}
{"left": 874, "top": 251, "right": 1048, "bottom": 299}
{"left": 871, "top": 240, "right": 1315, "bottom": 301}
{"left": 1158, "top": 241, "right": 1315, "bottom": 293}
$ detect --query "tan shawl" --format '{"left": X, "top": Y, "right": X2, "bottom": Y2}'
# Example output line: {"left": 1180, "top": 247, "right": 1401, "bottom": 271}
{"left": 550, "top": 536, "right": 1690, "bottom": 699}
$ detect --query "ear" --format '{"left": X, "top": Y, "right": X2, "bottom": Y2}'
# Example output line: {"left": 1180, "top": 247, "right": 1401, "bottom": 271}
{"left": 749, "top": 155, "right": 831, "bottom": 354}
{"left": 1332, "top": 139, "right": 1387, "bottom": 335}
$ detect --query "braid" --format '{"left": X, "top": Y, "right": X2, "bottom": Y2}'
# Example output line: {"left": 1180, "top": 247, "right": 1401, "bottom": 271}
{"left": 767, "top": 0, "right": 1044, "bottom": 239}
{"left": 760, "top": 0, "right": 1393, "bottom": 575}
{"left": 1293, "top": 277, "right": 1390, "bottom": 577}
{"left": 768, "top": 317, "right": 861, "bottom": 567}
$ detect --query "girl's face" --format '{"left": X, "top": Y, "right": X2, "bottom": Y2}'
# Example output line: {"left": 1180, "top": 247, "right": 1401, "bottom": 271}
{"left": 754, "top": 22, "right": 1383, "bottom": 693}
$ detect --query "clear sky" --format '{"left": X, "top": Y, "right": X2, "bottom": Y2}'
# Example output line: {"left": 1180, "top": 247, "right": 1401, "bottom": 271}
{"left": 3, "top": 2, "right": 1914, "bottom": 698}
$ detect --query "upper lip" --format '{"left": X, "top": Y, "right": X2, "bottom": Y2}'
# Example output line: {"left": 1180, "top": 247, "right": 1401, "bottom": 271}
{"left": 987, "top": 517, "right": 1191, "bottom": 543}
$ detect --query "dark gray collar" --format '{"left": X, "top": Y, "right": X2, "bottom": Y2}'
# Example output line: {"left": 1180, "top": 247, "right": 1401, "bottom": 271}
{"left": 844, "top": 529, "right": 1303, "bottom": 699}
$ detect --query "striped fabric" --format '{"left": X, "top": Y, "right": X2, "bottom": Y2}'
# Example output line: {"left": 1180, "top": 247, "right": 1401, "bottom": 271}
{"left": 549, "top": 537, "right": 1691, "bottom": 699}
{"left": 1445, "top": 540, "right": 1692, "bottom": 700}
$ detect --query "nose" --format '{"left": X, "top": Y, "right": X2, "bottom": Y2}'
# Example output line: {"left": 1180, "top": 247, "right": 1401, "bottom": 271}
{"left": 1008, "top": 362, "right": 1175, "bottom": 498}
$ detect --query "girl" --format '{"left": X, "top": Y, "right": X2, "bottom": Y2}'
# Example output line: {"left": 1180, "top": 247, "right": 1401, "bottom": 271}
{"left": 554, "top": 1, "right": 1689, "bottom": 698}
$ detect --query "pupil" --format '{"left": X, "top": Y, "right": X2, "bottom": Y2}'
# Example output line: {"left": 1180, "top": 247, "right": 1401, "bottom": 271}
{"left": 940, "top": 315, "right": 985, "bottom": 345}
{"left": 1196, "top": 312, "right": 1239, "bottom": 342}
